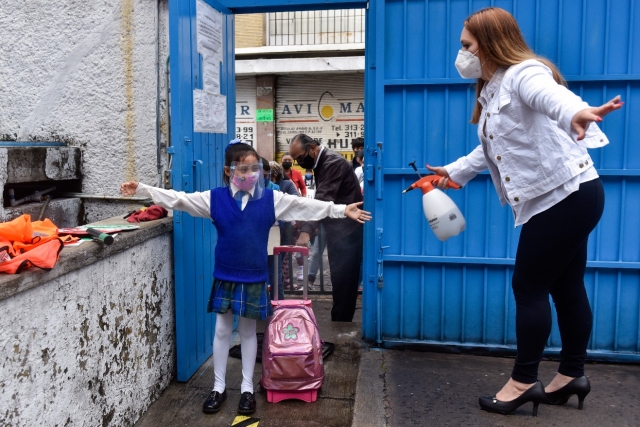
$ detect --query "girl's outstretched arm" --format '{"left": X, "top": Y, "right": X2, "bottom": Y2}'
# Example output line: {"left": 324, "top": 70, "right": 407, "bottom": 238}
{"left": 345, "top": 201, "right": 371, "bottom": 224}
{"left": 274, "top": 191, "right": 370, "bottom": 222}
{"left": 120, "top": 181, "right": 211, "bottom": 218}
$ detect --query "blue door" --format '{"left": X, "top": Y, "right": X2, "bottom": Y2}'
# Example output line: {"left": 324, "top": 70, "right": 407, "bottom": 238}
{"left": 362, "top": 0, "right": 640, "bottom": 362}
{"left": 169, "top": 0, "right": 236, "bottom": 381}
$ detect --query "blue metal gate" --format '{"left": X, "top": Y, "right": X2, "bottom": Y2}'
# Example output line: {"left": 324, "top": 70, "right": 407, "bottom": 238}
{"left": 362, "top": 0, "right": 640, "bottom": 362}
{"left": 169, "top": 0, "right": 236, "bottom": 381}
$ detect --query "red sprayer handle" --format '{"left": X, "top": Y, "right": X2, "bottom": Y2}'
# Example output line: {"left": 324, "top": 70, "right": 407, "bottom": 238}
{"left": 401, "top": 174, "right": 461, "bottom": 194}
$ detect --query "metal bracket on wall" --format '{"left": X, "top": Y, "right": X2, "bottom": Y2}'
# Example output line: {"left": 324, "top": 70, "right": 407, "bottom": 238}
{"left": 164, "top": 146, "right": 175, "bottom": 189}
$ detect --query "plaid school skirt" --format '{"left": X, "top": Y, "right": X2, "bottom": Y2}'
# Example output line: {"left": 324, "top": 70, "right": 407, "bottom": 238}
{"left": 207, "top": 279, "right": 272, "bottom": 320}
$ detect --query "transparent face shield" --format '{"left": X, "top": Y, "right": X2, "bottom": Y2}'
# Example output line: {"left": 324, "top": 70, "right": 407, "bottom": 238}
{"left": 229, "top": 158, "right": 264, "bottom": 201}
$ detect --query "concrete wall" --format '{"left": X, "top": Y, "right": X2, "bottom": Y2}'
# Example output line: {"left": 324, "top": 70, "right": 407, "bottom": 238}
{"left": 235, "top": 14, "right": 265, "bottom": 48}
{"left": 0, "top": 0, "right": 170, "bottom": 223}
{"left": 0, "top": 229, "right": 174, "bottom": 427}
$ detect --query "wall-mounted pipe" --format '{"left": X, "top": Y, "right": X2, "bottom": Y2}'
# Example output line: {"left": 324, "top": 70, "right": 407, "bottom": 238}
{"left": 155, "top": 0, "right": 162, "bottom": 187}
{"left": 9, "top": 187, "right": 56, "bottom": 207}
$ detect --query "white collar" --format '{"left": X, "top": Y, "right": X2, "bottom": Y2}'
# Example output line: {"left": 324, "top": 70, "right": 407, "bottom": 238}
{"left": 229, "top": 182, "right": 256, "bottom": 198}
{"left": 314, "top": 146, "right": 325, "bottom": 169}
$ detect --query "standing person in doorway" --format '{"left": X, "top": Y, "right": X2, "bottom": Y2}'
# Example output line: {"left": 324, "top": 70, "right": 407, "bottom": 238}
{"left": 428, "top": 7, "right": 623, "bottom": 417}
{"left": 289, "top": 134, "right": 364, "bottom": 322}
{"left": 269, "top": 161, "right": 303, "bottom": 291}
{"left": 281, "top": 153, "right": 307, "bottom": 196}
{"left": 351, "top": 137, "right": 364, "bottom": 170}
{"left": 304, "top": 169, "right": 315, "bottom": 189}
{"left": 120, "top": 141, "right": 371, "bottom": 416}
{"left": 354, "top": 150, "right": 365, "bottom": 193}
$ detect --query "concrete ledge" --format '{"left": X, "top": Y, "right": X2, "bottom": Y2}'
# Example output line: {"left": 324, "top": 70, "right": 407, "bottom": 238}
{"left": 0, "top": 215, "right": 173, "bottom": 301}
{"left": 352, "top": 347, "right": 387, "bottom": 427}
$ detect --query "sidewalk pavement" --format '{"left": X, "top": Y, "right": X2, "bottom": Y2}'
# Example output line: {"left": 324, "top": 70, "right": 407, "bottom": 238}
{"left": 136, "top": 297, "right": 640, "bottom": 427}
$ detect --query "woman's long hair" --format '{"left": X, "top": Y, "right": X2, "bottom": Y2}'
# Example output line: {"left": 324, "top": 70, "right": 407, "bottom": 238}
{"left": 465, "top": 7, "right": 566, "bottom": 123}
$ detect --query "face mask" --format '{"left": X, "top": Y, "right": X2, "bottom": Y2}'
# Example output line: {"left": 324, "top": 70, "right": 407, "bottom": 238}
{"left": 297, "top": 154, "right": 315, "bottom": 170}
{"left": 232, "top": 172, "right": 259, "bottom": 191}
{"left": 455, "top": 49, "right": 484, "bottom": 79}
{"left": 305, "top": 173, "right": 312, "bottom": 180}
{"left": 282, "top": 161, "right": 292, "bottom": 169}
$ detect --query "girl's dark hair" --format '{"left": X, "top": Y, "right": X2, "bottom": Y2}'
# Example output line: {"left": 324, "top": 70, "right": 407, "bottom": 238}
{"left": 261, "top": 157, "right": 271, "bottom": 173}
{"left": 223, "top": 143, "right": 259, "bottom": 185}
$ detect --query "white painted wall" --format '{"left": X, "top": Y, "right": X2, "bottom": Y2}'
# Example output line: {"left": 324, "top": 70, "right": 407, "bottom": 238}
{"left": 0, "top": 0, "right": 170, "bottom": 223}
{"left": 0, "top": 3, "right": 176, "bottom": 426}
{"left": 0, "top": 234, "right": 174, "bottom": 426}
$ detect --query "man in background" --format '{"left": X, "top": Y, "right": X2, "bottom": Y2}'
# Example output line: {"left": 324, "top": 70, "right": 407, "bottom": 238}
{"left": 350, "top": 137, "right": 364, "bottom": 170}
{"left": 288, "top": 134, "right": 363, "bottom": 322}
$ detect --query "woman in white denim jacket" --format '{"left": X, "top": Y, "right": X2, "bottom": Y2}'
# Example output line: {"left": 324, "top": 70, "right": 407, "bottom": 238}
{"left": 428, "top": 7, "right": 623, "bottom": 417}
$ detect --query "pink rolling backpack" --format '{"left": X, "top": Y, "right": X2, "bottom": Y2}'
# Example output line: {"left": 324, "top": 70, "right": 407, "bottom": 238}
{"left": 261, "top": 246, "right": 325, "bottom": 403}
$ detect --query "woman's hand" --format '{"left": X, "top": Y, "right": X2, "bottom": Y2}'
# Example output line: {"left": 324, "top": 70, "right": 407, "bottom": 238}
{"left": 120, "top": 181, "right": 139, "bottom": 196}
{"left": 426, "top": 164, "right": 451, "bottom": 189}
{"left": 572, "top": 95, "right": 624, "bottom": 141}
{"left": 345, "top": 202, "right": 372, "bottom": 224}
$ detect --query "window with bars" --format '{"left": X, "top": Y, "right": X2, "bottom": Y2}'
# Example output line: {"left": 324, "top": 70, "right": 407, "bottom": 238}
{"left": 267, "top": 9, "right": 365, "bottom": 46}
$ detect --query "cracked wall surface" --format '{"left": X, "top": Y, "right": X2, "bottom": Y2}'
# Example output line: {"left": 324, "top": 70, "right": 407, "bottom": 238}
{"left": 0, "top": 234, "right": 175, "bottom": 427}
{"left": 0, "top": 0, "right": 170, "bottom": 223}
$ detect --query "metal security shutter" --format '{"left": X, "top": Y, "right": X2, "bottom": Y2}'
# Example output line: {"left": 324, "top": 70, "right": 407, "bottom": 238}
{"left": 235, "top": 77, "right": 257, "bottom": 147}
{"left": 275, "top": 74, "right": 364, "bottom": 162}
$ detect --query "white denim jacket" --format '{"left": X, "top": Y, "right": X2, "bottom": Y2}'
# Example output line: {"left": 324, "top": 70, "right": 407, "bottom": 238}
{"left": 445, "top": 59, "right": 607, "bottom": 225}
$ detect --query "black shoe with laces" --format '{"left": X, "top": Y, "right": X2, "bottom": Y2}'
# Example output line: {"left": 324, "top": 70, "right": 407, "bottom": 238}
{"left": 203, "top": 389, "right": 227, "bottom": 414}
{"left": 238, "top": 391, "right": 257, "bottom": 414}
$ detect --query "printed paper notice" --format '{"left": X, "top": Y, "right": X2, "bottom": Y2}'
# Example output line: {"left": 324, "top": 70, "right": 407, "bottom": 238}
{"left": 196, "top": 0, "right": 223, "bottom": 63}
{"left": 203, "top": 58, "right": 220, "bottom": 94}
{"left": 194, "top": 90, "right": 227, "bottom": 133}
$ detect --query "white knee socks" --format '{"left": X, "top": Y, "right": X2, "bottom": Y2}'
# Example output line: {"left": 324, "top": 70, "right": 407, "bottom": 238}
{"left": 212, "top": 311, "right": 257, "bottom": 394}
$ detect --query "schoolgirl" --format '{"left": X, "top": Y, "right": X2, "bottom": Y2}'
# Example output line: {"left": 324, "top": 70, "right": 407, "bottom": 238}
{"left": 120, "top": 140, "right": 370, "bottom": 415}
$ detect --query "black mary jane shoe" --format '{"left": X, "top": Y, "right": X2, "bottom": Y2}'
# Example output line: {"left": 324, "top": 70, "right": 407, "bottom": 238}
{"left": 544, "top": 376, "right": 591, "bottom": 409}
{"left": 479, "top": 381, "right": 545, "bottom": 416}
{"left": 203, "top": 389, "right": 227, "bottom": 414}
{"left": 238, "top": 391, "right": 257, "bottom": 415}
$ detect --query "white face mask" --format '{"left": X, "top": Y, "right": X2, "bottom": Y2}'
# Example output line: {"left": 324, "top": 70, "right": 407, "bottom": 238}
{"left": 455, "top": 49, "right": 484, "bottom": 79}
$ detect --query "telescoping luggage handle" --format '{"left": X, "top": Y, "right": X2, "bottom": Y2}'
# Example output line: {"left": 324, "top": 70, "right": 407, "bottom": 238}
{"left": 273, "top": 245, "right": 309, "bottom": 301}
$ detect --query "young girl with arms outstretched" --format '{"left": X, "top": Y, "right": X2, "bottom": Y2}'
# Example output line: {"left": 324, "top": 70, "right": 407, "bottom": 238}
{"left": 120, "top": 140, "right": 370, "bottom": 416}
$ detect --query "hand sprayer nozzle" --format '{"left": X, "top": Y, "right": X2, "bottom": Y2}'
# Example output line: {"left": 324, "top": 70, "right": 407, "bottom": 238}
{"left": 402, "top": 184, "right": 415, "bottom": 194}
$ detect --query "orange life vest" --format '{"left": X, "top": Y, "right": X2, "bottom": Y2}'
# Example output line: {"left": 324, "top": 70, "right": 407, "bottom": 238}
{"left": 0, "top": 214, "right": 64, "bottom": 273}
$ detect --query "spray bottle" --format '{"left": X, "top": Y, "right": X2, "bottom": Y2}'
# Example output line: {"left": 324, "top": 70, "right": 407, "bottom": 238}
{"left": 402, "top": 162, "right": 466, "bottom": 241}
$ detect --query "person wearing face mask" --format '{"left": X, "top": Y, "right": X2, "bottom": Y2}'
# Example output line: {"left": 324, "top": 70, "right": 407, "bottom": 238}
{"left": 304, "top": 169, "right": 315, "bottom": 190}
{"left": 120, "top": 140, "right": 371, "bottom": 417}
{"left": 288, "top": 134, "right": 364, "bottom": 322}
{"left": 428, "top": 7, "right": 623, "bottom": 417}
{"left": 281, "top": 153, "right": 307, "bottom": 196}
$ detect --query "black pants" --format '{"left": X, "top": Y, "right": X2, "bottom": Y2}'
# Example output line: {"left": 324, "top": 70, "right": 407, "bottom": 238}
{"left": 327, "top": 226, "right": 364, "bottom": 322}
{"left": 511, "top": 178, "right": 604, "bottom": 383}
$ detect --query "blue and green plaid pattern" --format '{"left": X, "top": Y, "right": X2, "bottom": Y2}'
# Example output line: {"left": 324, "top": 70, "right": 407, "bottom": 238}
{"left": 207, "top": 279, "right": 272, "bottom": 320}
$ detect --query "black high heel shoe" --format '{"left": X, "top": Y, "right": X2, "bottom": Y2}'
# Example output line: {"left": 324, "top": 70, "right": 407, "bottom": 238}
{"left": 544, "top": 376, "right": 591, "bottom": 409}
{"left": 479, "top": 381, "right": 545, "bottom": 416}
